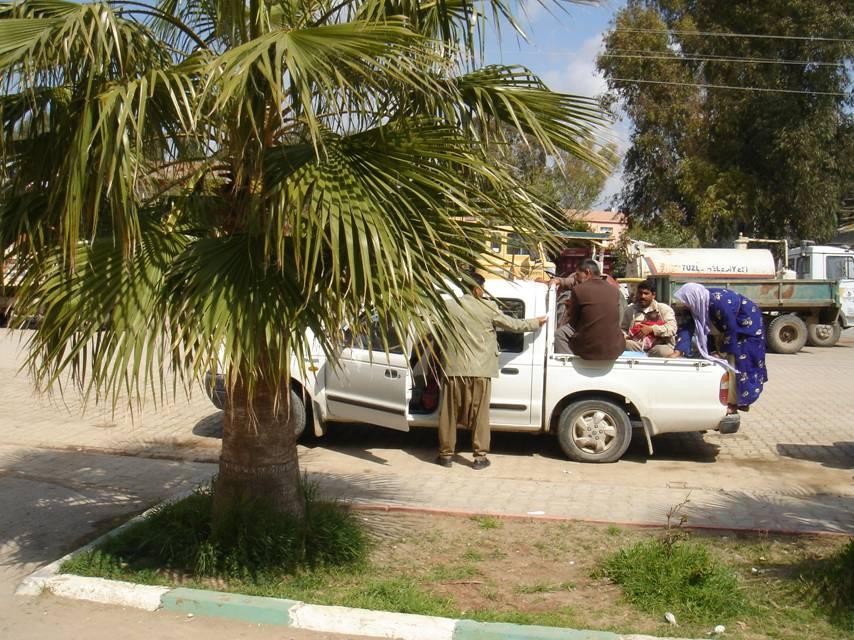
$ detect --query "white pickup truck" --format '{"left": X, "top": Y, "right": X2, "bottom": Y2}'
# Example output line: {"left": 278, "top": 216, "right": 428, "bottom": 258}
{"left": 206, "top": 279, "right": 739, "bottom": 462}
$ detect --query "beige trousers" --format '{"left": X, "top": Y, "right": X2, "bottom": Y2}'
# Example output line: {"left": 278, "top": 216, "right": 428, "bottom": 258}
{"left": 438, "top": 377, "right": 492, "bottom": 458}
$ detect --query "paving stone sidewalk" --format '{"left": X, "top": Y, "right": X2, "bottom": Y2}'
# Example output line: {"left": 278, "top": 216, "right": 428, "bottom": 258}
{"left": 2, "top": 329, "right": 852, "bottom": 536}
{"left": 3, "top": 329, "right": 853, "bottom": 465}
{"left": 1, "top": 444, "right": 850, "bottom": 535}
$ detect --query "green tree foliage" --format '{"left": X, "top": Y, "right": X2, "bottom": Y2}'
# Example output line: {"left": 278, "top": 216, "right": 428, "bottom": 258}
{"left": 490, "top": 129, "right": 618, "bottom": 215}
{"left": 598, "top": 0, "right": 854, "bottom": 245}
{"left": 0, "top": 0, "right": 607, "bottom": 516}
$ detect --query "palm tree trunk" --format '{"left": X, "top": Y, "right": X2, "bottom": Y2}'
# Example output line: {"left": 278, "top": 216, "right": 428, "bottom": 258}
{"left": 213, "top": 378, "right": 304, "bottom": 518}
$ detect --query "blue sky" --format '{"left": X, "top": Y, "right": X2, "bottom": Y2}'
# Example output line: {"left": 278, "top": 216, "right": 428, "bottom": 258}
{"left": 483, "top": 0, "right": 629, "bottom": 207}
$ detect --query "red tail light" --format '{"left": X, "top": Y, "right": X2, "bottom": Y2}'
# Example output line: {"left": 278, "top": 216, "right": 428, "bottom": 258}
{"left": 719, "top": 373, "right": 730, "bottom": 406}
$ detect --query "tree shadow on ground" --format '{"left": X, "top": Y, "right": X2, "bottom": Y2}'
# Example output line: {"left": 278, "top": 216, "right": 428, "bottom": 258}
{"left": 776, "top": 442, "right": 854, "bottom": 470}
{"left": 0, "top": 445, "right": 407, "bottom": 573}
{"left": 683, "top": 489, "right": 854, "bottom": 535}
{"left": 0, "top": 446, "right": 212, "bottom": 571}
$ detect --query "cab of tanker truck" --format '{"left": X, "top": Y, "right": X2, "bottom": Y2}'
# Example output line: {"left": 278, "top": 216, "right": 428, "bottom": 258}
{"left": 789, "top": 244, "right": 854, "bottom": 328}
{"left": 788, "top": 244, "right": 854, "bottom": 280}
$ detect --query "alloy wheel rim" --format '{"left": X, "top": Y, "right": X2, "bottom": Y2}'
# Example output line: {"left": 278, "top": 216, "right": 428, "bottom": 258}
{"left": 571, "top": 410, "right": 618, "bottom": 454}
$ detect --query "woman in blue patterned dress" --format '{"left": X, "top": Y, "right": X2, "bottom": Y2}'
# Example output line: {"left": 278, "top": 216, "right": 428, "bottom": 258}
{"left": 673, "top": 283, "right": 768, "bottom": 413}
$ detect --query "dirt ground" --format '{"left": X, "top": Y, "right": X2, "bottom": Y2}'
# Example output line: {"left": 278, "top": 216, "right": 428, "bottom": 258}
{"left": 343, "top": 511, "right": 851, "bottom": 640}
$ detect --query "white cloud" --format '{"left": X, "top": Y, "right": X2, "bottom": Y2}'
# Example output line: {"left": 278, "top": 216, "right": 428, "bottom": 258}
{"left": 533, "top": 29, "right": 634, "bottom": 207}
{"left": 518, "top": 0, "right": 547, "bottom": 27}
{"left": 541, "top": 34, "right": 606, "bottom": 98}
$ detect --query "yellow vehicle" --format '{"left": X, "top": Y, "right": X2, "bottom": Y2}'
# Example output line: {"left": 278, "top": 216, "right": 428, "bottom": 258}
{"left": 479, "top": 227, "right": 555, "bottom": 281}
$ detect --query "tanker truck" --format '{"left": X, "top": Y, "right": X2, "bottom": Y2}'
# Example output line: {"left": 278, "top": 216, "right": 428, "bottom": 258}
{"left": 625, "top": 241, "right": 853, "bottom": 354}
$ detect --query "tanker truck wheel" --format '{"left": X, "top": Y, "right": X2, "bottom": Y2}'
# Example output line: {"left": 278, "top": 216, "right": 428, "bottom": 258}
{"left": 806, "top": 321, "right": 842, "bottom": 348}
{"left": 767, "top": 314, "right": 807, "bottom": 354}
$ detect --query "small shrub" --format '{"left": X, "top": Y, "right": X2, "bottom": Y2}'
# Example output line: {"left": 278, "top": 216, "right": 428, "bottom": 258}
{"left": 598, "top": 539, "right": 747, "bottom": 624}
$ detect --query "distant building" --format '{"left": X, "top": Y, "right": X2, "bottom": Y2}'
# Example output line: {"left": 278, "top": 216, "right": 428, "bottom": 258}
{"left": 566, "top": 209, "right": 627, "bottom": 247}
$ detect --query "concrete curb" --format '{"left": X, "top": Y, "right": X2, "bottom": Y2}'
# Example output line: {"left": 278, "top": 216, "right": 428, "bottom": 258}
{"left": 21, "top": 576, "right": 701, "bottom": 640}
{"left": 159, "top": 586, "right": 680, "bottom": 640}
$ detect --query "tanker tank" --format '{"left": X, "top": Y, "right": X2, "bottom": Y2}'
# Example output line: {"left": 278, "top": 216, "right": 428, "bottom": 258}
{"left": 628, "top": 248, "right": 777, "bottom": 280}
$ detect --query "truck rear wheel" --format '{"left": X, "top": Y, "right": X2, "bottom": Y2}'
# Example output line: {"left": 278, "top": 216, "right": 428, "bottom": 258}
{"left": 556, "top": 399, "right": 632, "bottom": 463}
{"left": 806, "top": 321, "right": 842, "bottom": 348}
{"left": 767, "top": 314, "right": 807, "bottom": 354}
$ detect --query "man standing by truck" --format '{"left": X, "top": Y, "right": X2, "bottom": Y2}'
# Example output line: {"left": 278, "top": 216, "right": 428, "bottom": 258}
{"left": 437, "top": 273, "right": 547, "bottom": 469}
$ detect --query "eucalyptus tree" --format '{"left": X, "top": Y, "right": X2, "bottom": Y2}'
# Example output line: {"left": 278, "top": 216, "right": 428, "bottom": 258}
{"left": 0, "top": 0, "right": 606, "bottom": 516}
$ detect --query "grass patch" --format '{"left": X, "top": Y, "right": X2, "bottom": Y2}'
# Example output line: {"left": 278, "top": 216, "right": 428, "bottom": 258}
{"left": 469, "top": 606, "right": 579, "bottom": 628}
{"left": 514, "top": 581, "right": 575, "bottom": 594}
{"left": 427, "top": 563, "right": 482, "bottom": 581}
{"left": 470, "top": 515, "right": 501, "bottom": 530}
{"left": 62, "top": 486, "right": 366, "bottom": 583}
{"left": 462, "top": 548, "right": 483, "bottom": 562}
{"left": 799, "top": 539, "right": 854, "bottom": 631}
{"left": 598, "top": 538, "right": 747, "bottom": 625}
{"left": 339, "top": 577, "right": 455, "bottom": 615}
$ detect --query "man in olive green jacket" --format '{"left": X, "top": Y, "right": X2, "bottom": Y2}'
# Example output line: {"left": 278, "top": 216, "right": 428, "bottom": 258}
{"left": 437, "top": 274, "right": 547, "bottom": 469}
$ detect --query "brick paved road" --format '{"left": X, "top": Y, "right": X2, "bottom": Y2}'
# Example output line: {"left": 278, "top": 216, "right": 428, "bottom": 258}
{"left": 3, "top": 329, "right": 851, "bottom": 466}
{"left": 1, "top": 329, "right": 852, "bottom": 535}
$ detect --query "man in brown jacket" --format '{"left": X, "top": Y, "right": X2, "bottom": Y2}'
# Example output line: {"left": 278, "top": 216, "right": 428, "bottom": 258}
{"left": 558, "top": 259, "right": 624, "bottom": 360}
{"left": 437, "top": 273, "right": 546, "bottom": 469}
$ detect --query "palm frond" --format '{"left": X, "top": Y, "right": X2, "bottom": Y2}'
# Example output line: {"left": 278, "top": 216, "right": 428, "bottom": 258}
{"left": 207, "top": 19, "right": 448, "bottom": 147}
{"left": 455, "top": 65, "right": 610, "bottom": 169}
{"left": 14, "top": 218, "right": 189, "bottom": 408}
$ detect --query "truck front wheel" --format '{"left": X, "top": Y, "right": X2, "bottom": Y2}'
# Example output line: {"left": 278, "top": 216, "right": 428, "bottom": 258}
{"left": 806, "top": 321, "right": 842, "bottom": 348}
{"left": 767, "top": 314, "right": 807, "bottom": 354}
{"left": 556, "top": 399, "right": 632, "bottom": 463}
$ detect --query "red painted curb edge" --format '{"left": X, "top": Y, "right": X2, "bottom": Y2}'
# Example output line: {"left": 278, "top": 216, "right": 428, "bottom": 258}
{"left": 347, "top": 503, "right": 851, "bottom": 537}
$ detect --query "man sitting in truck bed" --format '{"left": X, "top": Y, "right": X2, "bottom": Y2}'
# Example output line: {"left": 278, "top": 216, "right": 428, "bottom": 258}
{"left": 622, "top": 279, "right": 678, "bottom": 357}
{"left": 553, "top": 260, "right": 625, "bottom": 360}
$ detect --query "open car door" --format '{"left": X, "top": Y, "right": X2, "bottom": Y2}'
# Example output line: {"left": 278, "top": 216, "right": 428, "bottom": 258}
{"left": 323, "top": 319, "right": 411, "bottom": 431}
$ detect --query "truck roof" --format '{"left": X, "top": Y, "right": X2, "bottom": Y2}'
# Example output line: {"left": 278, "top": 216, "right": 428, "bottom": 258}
{"left": 483, "top": 278, "right": 549, "bottom": 299}
{"left": 791, "top": 245, "right": 853, "bottom": 255}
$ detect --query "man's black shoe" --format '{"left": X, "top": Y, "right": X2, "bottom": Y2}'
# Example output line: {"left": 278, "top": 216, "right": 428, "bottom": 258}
{"left": 472, "top": 457, "right": 491, "bottom": 470}
{"left": 436, "top": 456, "right": 452, "bottom": 468}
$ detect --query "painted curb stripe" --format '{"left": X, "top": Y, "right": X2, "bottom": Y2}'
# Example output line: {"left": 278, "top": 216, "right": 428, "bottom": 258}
{"left": 45, "top": 575, "right": 169, "bottom": 611}
{"left": 161, "top": 587, "right": 299, "bottom": 625}
{"left": 290, "top": 602, "right": 456, "bottom": 640}
{"left": 453, "top": 619, "right": 621, "bottom": 640}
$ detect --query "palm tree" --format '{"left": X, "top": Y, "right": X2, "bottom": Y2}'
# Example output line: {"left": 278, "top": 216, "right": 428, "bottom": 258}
{"left": 0, "top": 0, "right": 606, "bottom": 517}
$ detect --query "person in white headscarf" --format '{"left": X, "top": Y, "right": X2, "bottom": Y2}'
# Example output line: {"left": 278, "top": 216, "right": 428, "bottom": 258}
{"left": 673, "top": 283, "right": 767, "bottom": 413}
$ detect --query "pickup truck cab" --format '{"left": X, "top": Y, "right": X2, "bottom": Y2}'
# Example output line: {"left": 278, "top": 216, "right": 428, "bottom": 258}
{"left": 207, "top": 279, "right": 739, "bottom": 463}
